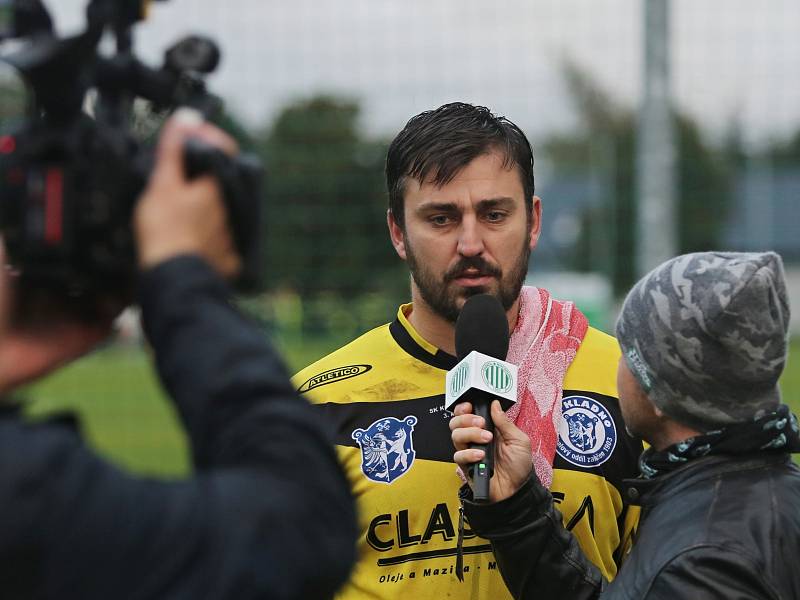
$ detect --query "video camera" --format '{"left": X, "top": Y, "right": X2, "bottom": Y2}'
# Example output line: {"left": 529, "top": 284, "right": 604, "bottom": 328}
{"left": 0, "top": 0, "right": 262, "bottom": 322}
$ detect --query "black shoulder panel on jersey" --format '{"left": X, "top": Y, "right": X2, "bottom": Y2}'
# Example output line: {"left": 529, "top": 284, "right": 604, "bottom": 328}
{"left": 315, "top": 395, "right": 456, "bottom": 463}
{"left": 316, "top": 388, "right": 642, "bottom": 484}
{"left": 555, "top": 389, "right": 643, "bottom": 494}
{"left": 389, "top": 319, "right": 457, "bottom": 371}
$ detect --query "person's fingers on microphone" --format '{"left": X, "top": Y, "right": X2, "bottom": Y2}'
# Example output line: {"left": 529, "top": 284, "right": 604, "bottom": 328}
{"left": 454, "top": 448, "right": 485, "bottom": 468}
{"left": 448, "top": 414, "right": 466, "bottom": 432}
{"left": 453, "top": 402, "right": 474, "bottom": 417}
{"left": 448, "top": 412, "right": 484, "bottom": 432}
{"left": 451, "top": 426, "right": 493, "bottom": 451}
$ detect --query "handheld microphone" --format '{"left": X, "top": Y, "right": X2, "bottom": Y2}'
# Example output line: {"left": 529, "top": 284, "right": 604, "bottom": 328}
{"left": 445, "top": 294, "right": 518, "bottom": 503}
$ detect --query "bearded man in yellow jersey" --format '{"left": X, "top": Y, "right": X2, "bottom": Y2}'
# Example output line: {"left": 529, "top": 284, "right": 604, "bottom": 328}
{"left": 293, "top": 102, "right": 642, "bottom": 599}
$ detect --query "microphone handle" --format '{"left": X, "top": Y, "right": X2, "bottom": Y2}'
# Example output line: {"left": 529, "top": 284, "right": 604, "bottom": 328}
{"left": 469, "top": 400, "right": 494, "bottom": 503}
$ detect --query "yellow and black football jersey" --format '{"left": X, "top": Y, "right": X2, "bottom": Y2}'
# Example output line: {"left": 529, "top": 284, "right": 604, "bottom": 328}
{"left": 293, "top": 303, "right": 642, "bottom": 600}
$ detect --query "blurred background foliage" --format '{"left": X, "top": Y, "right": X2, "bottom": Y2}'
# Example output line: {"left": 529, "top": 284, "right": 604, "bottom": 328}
{"left": 10, "top": 63, "right": 800, "bottom": 474}
{"left": 2, "top": 0, "right": 798, "bottom": 474}
{"left": 543, "top": 62, "right": 732, "bottom": 295}
{"left": 256, "top": 96, "right": 407, "bottom": 338}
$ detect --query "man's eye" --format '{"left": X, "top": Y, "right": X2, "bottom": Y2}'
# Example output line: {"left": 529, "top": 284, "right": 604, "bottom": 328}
{"left": 430, "top": 215, "right": 450, "bottom": 226}
{"left": 485, "top": 211, "right": 506, "bottom": 222}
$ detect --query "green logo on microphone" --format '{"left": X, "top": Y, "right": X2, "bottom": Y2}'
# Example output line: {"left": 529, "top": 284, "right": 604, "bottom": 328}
{"left": 481, "top": 361, "right": 513, "bottom": 394}
{"left": 450, "top": 362, "right": 470, "bottom": 397}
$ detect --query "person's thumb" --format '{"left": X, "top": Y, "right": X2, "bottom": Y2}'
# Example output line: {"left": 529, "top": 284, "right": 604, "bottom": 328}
{"left": 150, "top": 108, "right": 203, "bottom": 186}
{"left": 490, "top": 400, "right": 517, "bottom": 439}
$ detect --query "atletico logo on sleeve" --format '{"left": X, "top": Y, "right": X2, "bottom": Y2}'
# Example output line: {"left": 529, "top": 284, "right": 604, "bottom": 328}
{"left": 352, "top": 416, "right": 418, "bottom": 484}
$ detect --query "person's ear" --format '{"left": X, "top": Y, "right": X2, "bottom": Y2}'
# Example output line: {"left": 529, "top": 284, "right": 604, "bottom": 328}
{"left": 528, "top": 196, "right": 542, "bottom": 250}
{"left": 387, "top": 209, "right": 407, "bottom": 260}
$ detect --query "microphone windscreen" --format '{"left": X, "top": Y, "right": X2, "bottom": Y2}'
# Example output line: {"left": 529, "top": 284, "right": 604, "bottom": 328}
{"left": 455, "top": 294, "right": 510, "bottom": 360}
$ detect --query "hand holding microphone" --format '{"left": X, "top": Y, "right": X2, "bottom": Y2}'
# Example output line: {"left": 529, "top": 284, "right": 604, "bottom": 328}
{"left": 445, "top": 294, "right": 532, "bottom": 503}
{"left": 450, "top": 400, "right": 533, "bottom": 503}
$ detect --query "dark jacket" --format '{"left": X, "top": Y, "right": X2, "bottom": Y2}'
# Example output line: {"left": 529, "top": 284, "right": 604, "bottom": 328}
{"left": 0, "top": 256, "right": 356, "bottom": 599}
{"left": 464, "top": 452, "right": 800, "bottom": 599}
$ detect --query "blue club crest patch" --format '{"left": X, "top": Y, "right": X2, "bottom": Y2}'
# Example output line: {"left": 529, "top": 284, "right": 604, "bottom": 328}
{"left": 352, "top": 416, "right": 418, "bottom": 484}
{"left": 556, "top": 396, "right": 617, "bottom": 468}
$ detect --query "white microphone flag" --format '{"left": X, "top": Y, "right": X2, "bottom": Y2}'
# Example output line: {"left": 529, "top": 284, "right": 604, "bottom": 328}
{"left": 444, "top": 350, "right": 518, "bottom": 411}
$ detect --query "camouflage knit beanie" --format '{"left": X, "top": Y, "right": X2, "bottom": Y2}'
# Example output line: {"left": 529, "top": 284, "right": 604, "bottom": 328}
{"left": 615, "top": 251, "right": 790, "bottom": 432}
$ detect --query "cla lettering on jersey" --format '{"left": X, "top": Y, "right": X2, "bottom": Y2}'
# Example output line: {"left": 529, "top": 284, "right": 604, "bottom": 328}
{"left": 297, "top": 364, "right": 372, "bottom": 393}
{"left": 366, "top": 504, "right": 479, "bottom": 555}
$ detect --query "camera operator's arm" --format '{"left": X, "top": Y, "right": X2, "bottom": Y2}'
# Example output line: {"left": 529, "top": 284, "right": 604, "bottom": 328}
{"left": 136, "top": 111, "right": 356, "bottom": 595}
{"left": 3, "top": 112, "right": 355, "bottom": 600}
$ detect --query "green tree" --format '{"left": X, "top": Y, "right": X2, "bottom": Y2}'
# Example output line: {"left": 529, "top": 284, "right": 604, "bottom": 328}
{"left": 765, "top": 128, "right": 800, "bottom": 166}
{"left": 258, "top": 95, "right": 402, "bottom": 300}
{"left": 544, "top": 63, "right": 731, "bottom": 294}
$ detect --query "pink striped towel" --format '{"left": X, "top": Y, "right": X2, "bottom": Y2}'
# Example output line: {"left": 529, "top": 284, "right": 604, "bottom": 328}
{"left": 505, "top": 286, "right": 588, "bottom": 488}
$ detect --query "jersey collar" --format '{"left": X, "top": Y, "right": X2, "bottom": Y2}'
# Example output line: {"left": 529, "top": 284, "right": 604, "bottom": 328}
{"left": 389, "top": 303, "right": 458, "bottom": 371}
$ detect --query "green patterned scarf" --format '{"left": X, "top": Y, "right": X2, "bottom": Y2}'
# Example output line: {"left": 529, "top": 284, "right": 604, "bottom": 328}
{"left": 639, "top": 404, "right": 800, "bottom": 479}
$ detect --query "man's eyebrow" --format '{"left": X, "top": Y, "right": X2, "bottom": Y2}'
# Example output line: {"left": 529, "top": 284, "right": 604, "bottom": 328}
{"left": 415, "top": 197, "right": 517, "bottom": 213}
{"left": 415, "top": 201, "right": 459, "bottom": 213}
{"left": 476, "top": 197, "right": 515, "bottom": 209}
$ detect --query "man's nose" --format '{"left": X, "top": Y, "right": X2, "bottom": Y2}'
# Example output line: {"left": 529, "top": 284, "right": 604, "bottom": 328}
{"left": 456, "top": 217, "right": 485, "bottom": 257}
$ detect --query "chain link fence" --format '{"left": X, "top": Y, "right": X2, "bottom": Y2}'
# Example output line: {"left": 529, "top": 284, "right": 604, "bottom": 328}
{"left": 5, "top": 0, "right": 799, "bottom": 473}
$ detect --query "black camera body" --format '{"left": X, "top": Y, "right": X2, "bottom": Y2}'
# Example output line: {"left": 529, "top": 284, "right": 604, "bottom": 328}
{"left": 0, "top": 0, "right": 262, "bottom": 317}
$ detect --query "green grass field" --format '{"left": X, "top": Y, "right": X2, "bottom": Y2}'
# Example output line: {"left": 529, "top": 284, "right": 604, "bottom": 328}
{"left": 19, "top": 336, "right": 800, "bottom": 477}
{"left": 20, "top": 334, "right": 354, "bottom": 477}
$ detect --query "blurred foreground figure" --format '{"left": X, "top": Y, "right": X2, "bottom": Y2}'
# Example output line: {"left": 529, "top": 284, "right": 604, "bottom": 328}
{"left": 293, "top": 102, "right": 642, "bottom": 599}
{"left": 0, "top": 112, "right": 356, "bottom": 599}
{"left": 452, "top": 251, "right": 800, "bottom": 599}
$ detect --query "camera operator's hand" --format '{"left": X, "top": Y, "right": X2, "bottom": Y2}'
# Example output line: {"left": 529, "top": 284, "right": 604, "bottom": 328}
{"left": 450, "top": 400, "right": 534, "bottom": 503}
{"left": 135, "top": 109, "right": 241, "bottom": 279}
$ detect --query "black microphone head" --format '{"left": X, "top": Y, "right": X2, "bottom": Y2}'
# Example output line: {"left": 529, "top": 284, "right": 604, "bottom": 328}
{"left": 455, "top": 294, "right": 510, "bottom": 360}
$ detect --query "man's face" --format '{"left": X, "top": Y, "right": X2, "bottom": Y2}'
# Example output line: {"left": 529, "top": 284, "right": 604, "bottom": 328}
{"left": 617, "top": 357, "right": 662, "bottom": 442}
{"left": 388, "top": 151, "right": 541, "bottom": 323}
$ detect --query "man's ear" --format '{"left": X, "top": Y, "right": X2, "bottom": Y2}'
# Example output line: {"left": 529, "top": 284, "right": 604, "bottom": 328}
{"left": 387, "top": 209, "right": 407, "bottom": 260}
{"left": 528, "top": 196, "right": 543, "bottom": 251}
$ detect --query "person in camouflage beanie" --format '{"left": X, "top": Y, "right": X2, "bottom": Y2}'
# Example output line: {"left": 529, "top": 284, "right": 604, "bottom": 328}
{"left": 615, "top": 251, "right": 790, "bottom": 432}
{"left": 451, "top": 250, "right": 800, "bottom": 599}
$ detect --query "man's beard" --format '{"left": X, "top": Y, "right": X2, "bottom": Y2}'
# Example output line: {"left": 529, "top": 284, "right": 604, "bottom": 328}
{"left": 405, "top": 235, "right": 531, "bottom": 324}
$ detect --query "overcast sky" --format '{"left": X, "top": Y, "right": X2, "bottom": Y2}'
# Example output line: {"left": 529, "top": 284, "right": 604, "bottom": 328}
{"left": 47, "top": 0, "right": 800, "bottom": 148}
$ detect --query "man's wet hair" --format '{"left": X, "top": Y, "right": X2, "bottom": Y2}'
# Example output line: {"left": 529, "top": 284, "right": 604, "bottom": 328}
{"left": 386, "top": 102, "right": 535, "bottom": 228}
